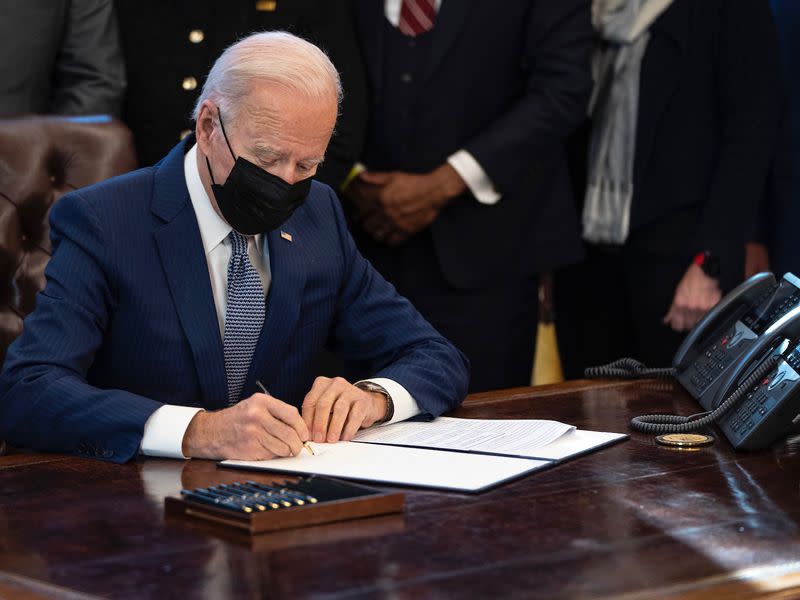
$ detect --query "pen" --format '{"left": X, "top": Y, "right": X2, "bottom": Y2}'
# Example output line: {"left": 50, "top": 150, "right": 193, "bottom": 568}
{"left": 229, "top": 482, "right": 298, "bottom": 507}
{"left": 275, "top": 484, "right": 318, "bottom": 504}
{"left": 281, "top": 486, "right": 318, "bottom": 504}
{"left": 200, "top": 486, "right": 264, "bottom": 512}
{"left": 244, "top": 481, "right": 303, "bottom": 506}
{"left": 209, "top": 485, "right": 270, "bottom": 511}
{"left": 246, "top": 480, "right": 318, "bottom": 504}
{"left": 227, "top": 482, "right": 288, "bottom": 507}
{"left": 181, "top": 489, "right": 253, "bottom": 513}
{"left": 219, "top": 483, "right": 287, "bottom": 509}
{"left": 255, "top": 379, "right": 316, "bottom": 456}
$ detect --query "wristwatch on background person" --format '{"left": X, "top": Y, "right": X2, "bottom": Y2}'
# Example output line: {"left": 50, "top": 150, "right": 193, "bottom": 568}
{"left": 355, "top": 381, "right": 394, "bottom": 423}
{"left": 693, "top": 251, "right": 721, "bottom": 279}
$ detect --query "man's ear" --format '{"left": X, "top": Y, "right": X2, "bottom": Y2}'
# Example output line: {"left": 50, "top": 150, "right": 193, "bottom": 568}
{"left": 195, "top": 100, "right": 216, "bottom": 155}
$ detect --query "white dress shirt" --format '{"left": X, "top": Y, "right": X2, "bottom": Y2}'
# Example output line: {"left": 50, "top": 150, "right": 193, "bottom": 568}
{"left": 383, "top": 0, "right": 500, "bottom": 204}
{"left": 141, "top": 145, "right": 419, "bottom": 458}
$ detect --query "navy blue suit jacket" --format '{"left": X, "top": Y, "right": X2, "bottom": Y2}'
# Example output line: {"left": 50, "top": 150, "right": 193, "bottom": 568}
{"left": 0, "top": 140, "right": 469, "bottom": 462}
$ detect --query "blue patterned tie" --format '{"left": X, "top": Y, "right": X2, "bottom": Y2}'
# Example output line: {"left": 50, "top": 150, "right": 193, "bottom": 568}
{"left": 223, "top": 230, "right": 265, "bottom": 404}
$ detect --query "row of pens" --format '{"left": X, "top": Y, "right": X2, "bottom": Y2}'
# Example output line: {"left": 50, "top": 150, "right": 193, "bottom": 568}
{"left": 181, "top": 480, "right": 318, "bottom": 513}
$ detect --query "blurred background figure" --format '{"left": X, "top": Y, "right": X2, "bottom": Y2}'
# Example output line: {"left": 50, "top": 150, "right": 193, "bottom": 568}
{"left": 115, "top": 0, "right": 367, "bottom": 189}
{"left": 555, "top": 0, "right": 781, "bottom": 378}
{"left": 345, "top": 0, "right": 593, "bottom": 393}
{"left": 0, "top": 0, "right": 125, "bottom": 117}
{"left": 746, "top": 0, "right": 800, "bottom": 279}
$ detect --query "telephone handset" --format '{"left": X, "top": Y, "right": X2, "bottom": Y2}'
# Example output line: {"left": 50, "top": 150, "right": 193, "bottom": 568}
{"left": 673, "top": 272, "right": 800, "bottom": 411}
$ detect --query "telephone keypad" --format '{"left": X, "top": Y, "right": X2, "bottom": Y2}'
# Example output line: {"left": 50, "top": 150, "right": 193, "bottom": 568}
{"left": 689, "top": 334, "right": 739, "bottom": 393}
{"left": 727, "top": 386, "right": 768, "bottom": 437}
{"left": 721, "top": 360, "right": 798, "bottom": 443}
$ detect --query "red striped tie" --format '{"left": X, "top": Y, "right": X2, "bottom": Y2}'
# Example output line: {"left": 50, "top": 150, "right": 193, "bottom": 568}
{"left": 398, "top": 0, "right": 436, "bottom": 37}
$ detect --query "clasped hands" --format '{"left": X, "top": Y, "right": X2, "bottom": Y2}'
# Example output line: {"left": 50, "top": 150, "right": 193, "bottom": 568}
{"left": 345, "top": 163, "right": 466, "bottom": 245}
{"left": 182, "top": 376, "right": 388, "bottom": 461}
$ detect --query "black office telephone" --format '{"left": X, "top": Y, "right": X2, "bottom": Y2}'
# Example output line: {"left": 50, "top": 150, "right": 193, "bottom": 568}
{"left": 673, "top": 271, "right": 800, "bottom": 411}
{"left": 590, "top": 272, "right": 800, "bottom": 451}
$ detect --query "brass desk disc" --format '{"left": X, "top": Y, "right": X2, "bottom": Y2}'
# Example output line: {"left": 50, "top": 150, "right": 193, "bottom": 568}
{"left": 656, "top": 433, "right": 715, "bottom": 448}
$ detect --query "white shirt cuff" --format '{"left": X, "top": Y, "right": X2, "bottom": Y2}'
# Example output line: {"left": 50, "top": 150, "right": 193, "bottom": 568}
{"left": 140, "top": 405, "right": 204, "bottom": 459}
{"left": 359, "top": 377, "right": 420, "bottom": 424}
{"left": 447, "top": 149, "right": 501, "bottom": 205}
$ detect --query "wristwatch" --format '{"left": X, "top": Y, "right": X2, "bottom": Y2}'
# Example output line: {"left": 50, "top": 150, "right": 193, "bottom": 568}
{"left": 693, "top": 251, "right": 721, "bottom": 279}
{"left": 355, "top": 381, "right": 394, "bottom": 423}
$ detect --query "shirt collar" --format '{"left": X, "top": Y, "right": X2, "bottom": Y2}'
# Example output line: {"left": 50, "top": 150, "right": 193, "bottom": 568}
{"left": 185, "top": 143, "right": 234, "bottom": 255}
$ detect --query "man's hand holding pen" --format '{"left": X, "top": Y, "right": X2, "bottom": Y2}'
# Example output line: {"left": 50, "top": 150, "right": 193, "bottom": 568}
{"left": 182, "top": 392, "right": 310, "bottom": 460}
{"left": 181, "top": 376, "right": 388, "bottom": 460}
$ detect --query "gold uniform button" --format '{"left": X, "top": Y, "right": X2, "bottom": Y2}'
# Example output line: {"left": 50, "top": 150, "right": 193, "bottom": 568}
{"left": 188, "top": 29, "right": 205, "bottom": 44}
{"left": 182, "top": 76, "right": 198, "bottom": 91}
{"left": 179, "top": 129, "right": 192, "bottom": 140}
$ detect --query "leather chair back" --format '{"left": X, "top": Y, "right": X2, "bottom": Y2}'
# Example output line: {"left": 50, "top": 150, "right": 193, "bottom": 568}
{"left": 0, "top": 116, "right": 137, "bottom": 365}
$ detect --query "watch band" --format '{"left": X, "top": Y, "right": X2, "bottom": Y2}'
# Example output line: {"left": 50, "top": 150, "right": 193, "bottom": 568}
{"left": 355, "top": 381, "right": 394, "bottom": 423}
{"left": 693, "top": 250, "right": 721, "bottom": 279}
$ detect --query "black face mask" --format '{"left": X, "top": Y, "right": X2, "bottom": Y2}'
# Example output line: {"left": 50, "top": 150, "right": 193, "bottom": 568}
{"left": 206, "top": 111, "right": 312, "bottom": 236}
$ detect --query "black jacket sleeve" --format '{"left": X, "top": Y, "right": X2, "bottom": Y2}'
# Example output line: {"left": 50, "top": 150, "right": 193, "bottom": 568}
{"left": 464, "top": 0, "right": 593, "bottom": 193}
{"left": 694, "top": 0, "right": 780, "bottom": 285}
{"left": 51, "top": 0, "right": 127, "bottom": 117}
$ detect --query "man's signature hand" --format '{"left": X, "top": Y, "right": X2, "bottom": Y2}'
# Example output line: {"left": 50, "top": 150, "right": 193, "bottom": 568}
{"left": 182, "top": 393, "right": 309, "bottom": 460}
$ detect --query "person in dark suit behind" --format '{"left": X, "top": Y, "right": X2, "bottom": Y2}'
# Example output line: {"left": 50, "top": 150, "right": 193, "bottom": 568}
{"left": 746, "top": 0, "right": 800, "bottom": 279}
{"left": 115, "top": 0, "right": 368, "bottom": 190}
{"left": 555, "top": 0, "right": 781, "bottom": 377}
{"left": 0, "top": 0, "right": 125, "bottom": 117}
{"left": 346, "top": 0, "right": 593, "bottom": 393}
{"left": 0, "top": 32, "right": 468, "bottom": 463}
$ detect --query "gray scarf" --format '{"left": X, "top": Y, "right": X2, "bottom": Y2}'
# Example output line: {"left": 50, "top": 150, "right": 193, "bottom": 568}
{"left": 582, "top": 0, "right": 674, "bottom": 244}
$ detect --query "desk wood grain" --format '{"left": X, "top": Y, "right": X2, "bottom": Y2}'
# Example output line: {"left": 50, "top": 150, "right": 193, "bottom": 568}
{"left": 1, "top": 379, "right": 799, "bottom": 599}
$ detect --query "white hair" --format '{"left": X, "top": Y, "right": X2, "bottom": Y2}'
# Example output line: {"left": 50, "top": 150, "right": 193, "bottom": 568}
{"left": 192, "top": 31, "right": 342, "bottom": 123}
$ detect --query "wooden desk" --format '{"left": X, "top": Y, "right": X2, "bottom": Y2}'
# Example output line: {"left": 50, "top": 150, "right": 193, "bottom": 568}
{"left": 2, "top": 379, "right": 800, "bottom": 599}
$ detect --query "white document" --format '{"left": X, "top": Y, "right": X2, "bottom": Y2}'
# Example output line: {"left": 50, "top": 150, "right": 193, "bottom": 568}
{"left": 352, "top": 417, "right": 575, "bottom": 458}
{"left": 220, "top": 419, "right": 628, "bottom": 492}
{"left": 352, "top": 417, "right": 627, "bottom": 461}
{"left": 523, "top": 429, "right": 628, "bottom": 461}
{"left": 221, "top": 441, "right": 550, "bottom": 493}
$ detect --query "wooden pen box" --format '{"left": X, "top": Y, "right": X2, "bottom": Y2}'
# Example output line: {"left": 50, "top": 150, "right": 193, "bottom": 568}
{"left": 165, "top": 476, "right": 405, "bottom": 534}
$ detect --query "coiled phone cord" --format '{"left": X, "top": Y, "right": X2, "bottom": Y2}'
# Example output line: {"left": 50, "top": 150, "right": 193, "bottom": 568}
{"left": 584, "top": 357, "right": 676, "bottom": 380}
{"left": 629, "top": 354, "right": 782, "bottom": 434}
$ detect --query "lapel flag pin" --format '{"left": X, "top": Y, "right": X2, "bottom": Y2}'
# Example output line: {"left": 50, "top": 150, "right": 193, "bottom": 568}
{"left": 280, "top": 231, "right": 293, "bottom": 242}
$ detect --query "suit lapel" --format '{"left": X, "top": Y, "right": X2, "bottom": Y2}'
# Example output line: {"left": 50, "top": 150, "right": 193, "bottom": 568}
{"left": 635, "top": 1, "right": 690, "bottom": 187}
{"left": 152, "top": 140, "right": 228, "bottom": 409}
{"left": 422, "top": 0, "right": 474, "bottom": 83}
{"left": 241, "top": 221, "right": 307, "bottom": 398}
